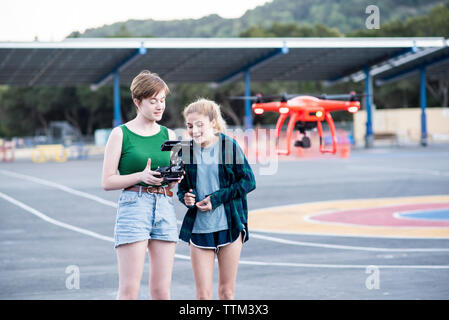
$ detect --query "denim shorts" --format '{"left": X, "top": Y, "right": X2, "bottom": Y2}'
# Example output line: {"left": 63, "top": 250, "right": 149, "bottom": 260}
{"left": 114, "top": 189, "right": 179, "bottom": 248}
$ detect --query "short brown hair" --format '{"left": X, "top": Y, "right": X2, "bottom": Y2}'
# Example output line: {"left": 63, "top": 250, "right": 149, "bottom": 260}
{"left": 130, "top": 70, "right": 170, "bottom": 102}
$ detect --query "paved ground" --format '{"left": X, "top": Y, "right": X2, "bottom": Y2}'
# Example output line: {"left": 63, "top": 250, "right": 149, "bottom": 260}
{"left": 0, "top": 144, "right": 448, "bottom": 299}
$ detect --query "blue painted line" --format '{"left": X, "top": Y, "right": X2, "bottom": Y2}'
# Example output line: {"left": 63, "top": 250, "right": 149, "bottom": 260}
{"left": 400, "top": 209, "right": 449, "bottom": 221}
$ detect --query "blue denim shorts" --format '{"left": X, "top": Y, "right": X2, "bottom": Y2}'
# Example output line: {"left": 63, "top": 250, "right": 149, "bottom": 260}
{"left": 114, "top": 188, "right": 178, "bottom": 248}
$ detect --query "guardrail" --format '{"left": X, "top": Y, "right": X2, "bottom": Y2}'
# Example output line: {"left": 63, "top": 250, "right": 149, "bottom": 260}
{"left": 30, "top": 143, "right": 91, "bottom": 163}
{"left": 31, "top": 144, "right": 68, "bottom": 163}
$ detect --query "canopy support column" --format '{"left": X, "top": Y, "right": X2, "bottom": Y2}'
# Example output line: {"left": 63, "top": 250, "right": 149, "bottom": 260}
{"left": 113, "top": 71, "right": 122, "bottom": 127}
{"left": 244, "top": 70, "right": 252, "bottom": 130}
{"left": 364, "top": 66, "right": 374, "bottom": 148}
{"left": 420, "top": 67, "right": 428, "bottom": 146}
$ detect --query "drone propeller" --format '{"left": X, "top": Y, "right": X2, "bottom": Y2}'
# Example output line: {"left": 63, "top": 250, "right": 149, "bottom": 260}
{"left": 229, "top": 92, "right": 308, "bottom": 103}
{"left": 228, "top": 93, "right": 283, "bottom": 103}
{"left": 229, "top": 91, "right": 369, "bottom": 103}
{"left": 228, "top": 95, "right": 261, "bottom": 101}
{"left": 282, "top": 91, "right": 362, "bottom": 101}
{"left": 284, "top": 92, "right": 371, "bottom": 102}
{"left": 319, "top": 92, "right": 372, "bottom": 101}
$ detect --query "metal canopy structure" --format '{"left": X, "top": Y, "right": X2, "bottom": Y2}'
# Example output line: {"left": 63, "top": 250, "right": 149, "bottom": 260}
{"left": 0, "top": 37, "right": 445, "bottom": 86}
{"left": 333, "top": 41, "right": 449, "bottom": 85}
{"left": 330, "top": 39, "right": 449, "bottom": 147}
{"left": 0, "top": 37, "right": 446, "bottom": 144}
{"left": 375, "top": 43, "right": 449, "bottom": 84}
{"left": 373, "top": 40, "right": 449, "bottom": 147}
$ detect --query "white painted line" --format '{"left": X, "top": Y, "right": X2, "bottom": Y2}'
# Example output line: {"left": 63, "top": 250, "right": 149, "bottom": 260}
{"left": 348, "top": 165, "right": 449, "bottom": 177}
{"left": 1, "top": 190, "right": 449, "bottom": 269}
{"left": 0, "top": 190, "right": 189, "bottom": 261}
{"left": 238, "top": 260, "right": 449, "bottom": 269}
{"left": 250, "top": 233, "right": 449, "bottom": 252}
{"left": 0, "top": 170, "right": 117, "bottom": 208}
{"left": 0, "top": 169, "right": 184, "bottom": 223}
{"left": 250, "top": 226, "right": 449, "bottom": 240}
{"left": 0, "top": 190, "right": 114, "bottom": 242}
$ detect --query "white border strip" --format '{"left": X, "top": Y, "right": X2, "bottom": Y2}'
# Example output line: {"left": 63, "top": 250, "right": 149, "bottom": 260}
{"left": 0, "top": 37, "right": 445, "bottom": 49}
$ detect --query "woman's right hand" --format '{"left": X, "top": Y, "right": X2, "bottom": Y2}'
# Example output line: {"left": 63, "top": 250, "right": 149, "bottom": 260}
{"left": 139, "top": 158, "right": 164, "bottom": 186}
{"left": 184, "top": 189, "right": 196, "bottom": 207}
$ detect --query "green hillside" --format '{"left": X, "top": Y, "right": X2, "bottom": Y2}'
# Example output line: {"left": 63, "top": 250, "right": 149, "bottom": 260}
{"left": 70, "top": 0, "right": 446, "bottom": 38}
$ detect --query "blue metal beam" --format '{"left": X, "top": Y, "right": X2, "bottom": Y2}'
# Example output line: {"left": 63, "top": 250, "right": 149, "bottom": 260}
{"left": 216, "top": 44, "right": 288, "bottom": 130}
{"left": 91, "top": 44, "right": 147, "bottom": 90}
{"left": 420, "top": 67, "right": 427, "bottom": 146}
{"left": 216, "top": 46, "right": 289, "bottom": 85}
{"left": 90, "top": 43, "right": 146, "bottom": 128}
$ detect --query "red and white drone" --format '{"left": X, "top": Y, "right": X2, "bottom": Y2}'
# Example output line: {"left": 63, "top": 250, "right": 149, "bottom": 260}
{"left": 233, "top": 92, "right": 361, "bottom": 155}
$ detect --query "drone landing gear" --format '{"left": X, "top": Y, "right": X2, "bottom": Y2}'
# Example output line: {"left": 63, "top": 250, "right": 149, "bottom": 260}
{"left": 316, "top": 112, "right": 337, "bottom": 154}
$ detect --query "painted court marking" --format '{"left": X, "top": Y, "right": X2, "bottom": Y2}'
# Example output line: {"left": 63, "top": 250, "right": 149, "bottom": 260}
{"left": 2, "top": 170, "right": 449, "bottom": 252}
{"left": 250, "top": 196, "right": 449, "bottom": 239}
{"left": 1, "top": 190, "right": 448, "bottom": 269}
{"left": 308, "top": 203, "right": 449, "bottom": 227}
{"left": 396, "top": 209, "right": 449, "bottom": 221}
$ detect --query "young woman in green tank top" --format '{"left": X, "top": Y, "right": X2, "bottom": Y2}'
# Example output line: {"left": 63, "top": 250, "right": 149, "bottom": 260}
{"left": 102, "top": 70, "right": 182, "bottom": 300}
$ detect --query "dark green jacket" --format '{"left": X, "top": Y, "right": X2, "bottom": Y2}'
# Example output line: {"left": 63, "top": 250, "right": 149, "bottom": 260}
{"left": 178, "top": 133, "right": 256, "bottom": 243}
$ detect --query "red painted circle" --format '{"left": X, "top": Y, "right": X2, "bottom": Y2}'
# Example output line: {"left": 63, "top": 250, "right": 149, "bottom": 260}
{"left": 309, "top": 203, "right": 449, "bottom": 227}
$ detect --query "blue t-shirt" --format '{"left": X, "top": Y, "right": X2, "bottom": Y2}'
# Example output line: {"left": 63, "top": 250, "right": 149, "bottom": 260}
{"left": 192, "top": 140, "right": 228, "bottom": 233}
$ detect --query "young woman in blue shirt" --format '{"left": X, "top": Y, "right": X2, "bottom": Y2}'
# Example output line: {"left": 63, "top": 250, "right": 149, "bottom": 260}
{"left": 177, "top": 98, "right": 256, "bottom": 300}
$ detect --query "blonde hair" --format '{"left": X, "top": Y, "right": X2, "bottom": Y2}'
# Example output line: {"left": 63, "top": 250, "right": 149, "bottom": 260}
{"left": 130, "top": 70, "right": 170, "bottom": 102}
{"left": 183, "top": 98, "right": 227, "bottom": 133}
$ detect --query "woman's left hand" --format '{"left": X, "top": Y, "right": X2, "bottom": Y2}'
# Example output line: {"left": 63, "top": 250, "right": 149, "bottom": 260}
{"left": 167, "top": 175, "right": 183, "bottom": 190}
{"left": 196, "top": 196, "right": 212, "bottom": 212}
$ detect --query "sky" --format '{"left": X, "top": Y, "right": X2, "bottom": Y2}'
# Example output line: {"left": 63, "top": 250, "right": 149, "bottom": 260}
{"left": 0, "top": 0, "right": 271, "bottom": 42}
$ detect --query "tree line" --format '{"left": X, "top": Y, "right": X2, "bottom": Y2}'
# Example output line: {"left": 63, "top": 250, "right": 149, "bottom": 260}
{"left": 0, "top": 3, "right": 448, "bottom": 138}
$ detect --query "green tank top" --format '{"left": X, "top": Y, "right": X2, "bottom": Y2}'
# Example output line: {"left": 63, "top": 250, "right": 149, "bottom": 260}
{"left": 118, "top": 124, "right": 171, "bottom": 187}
